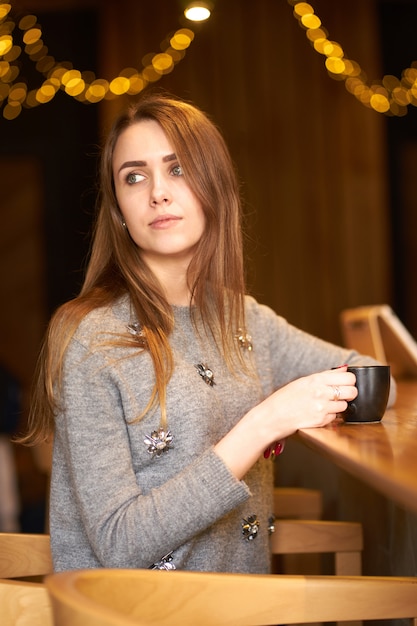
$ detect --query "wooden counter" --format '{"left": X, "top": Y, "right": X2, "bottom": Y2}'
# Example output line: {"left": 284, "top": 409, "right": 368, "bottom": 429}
{"left": 296, "top": 380, "right": 417, "bottom": 516}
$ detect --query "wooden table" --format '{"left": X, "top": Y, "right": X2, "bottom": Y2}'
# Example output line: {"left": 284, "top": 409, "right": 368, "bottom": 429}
{"left": 296, "top": 380, "right": 417, "bottom": 516}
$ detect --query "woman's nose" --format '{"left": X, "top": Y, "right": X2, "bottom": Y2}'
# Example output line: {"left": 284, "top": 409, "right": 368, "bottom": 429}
{"left": 150, "top": 175, "right": 171, "bottom": 206}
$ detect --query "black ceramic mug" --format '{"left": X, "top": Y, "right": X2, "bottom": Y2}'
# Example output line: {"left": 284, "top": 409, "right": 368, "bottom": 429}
{"left": 341, "top": 365, "right": 391, "bottom": 423}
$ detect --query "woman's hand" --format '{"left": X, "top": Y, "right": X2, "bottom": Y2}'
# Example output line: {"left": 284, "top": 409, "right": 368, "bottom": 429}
{"left": 257, "top": 365, "right": 357, "bottom": 438}
{"left": 214, "top": 365, "right": 357, "bottom": 479}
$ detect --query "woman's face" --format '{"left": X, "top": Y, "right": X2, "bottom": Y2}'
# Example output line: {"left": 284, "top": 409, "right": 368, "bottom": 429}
{"left": 112, "top": 119, "right": 205, "bottom": 273}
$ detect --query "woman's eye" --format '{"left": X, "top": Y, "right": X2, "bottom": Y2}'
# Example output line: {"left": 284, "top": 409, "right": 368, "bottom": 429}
{"left": 171, "top": 165, "right": 183, "bottom": 177}
{"left": 126, "top": 172, "right": 144, "bottom": 185}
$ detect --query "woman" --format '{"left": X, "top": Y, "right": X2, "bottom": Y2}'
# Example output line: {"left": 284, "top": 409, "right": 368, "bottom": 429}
{"left": 25, "top": 93, "right": 390, "bottom": 573}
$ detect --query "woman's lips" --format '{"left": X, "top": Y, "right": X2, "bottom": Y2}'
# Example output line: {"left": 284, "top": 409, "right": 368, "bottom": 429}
{"left": 149, "top": 215, "right": 182, "bottom": 229}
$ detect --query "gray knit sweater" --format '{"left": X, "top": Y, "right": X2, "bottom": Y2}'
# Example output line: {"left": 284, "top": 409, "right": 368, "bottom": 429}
{"left": 50, "top": 295, "right": 378, "bottom": 573}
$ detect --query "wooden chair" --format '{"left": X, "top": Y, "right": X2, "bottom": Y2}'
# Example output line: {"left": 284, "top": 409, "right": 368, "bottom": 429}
{"left": 272, "top": 518, "right": 362, "bottom": 575}
{"left": 0, "top": 515, "right": 361, "bottom": 626}
{"left": 272, "top": 485, "right": 362, "bottom": 585}
{"left": 0, "top": 578, "right": 53, "bottom": 626}
{"left": 0, "top": 532, "right": 53, "bottom": 626}
{"left": 45, "top": 567, "right": 417, "bottom": 626}
{"left": 0, "top": 531, "right": 53, "bottom": 578}
{"left": 274, "top": 486, "right": 322, "bottom": 575}
{"left": 272, "top": 518, "right": 363, "bottom": 626}
{"left": 273, "top": 486, "right": 322, "bottom": 519}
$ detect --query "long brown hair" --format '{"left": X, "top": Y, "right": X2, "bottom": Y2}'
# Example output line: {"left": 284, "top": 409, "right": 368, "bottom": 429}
{"left": 23, "top": 92, "right": 247, "bottom": 444}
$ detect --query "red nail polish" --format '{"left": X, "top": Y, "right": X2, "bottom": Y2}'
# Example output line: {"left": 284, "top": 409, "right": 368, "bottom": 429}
{"left": 274, "top": 441, "right": 283, "bottom": 456}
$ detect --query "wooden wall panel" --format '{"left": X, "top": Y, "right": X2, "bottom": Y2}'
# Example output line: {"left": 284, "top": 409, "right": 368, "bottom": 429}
{"left": 3, "top": 0, "right": 394, "bottom": 353}
{"left": 0, "top": 157, "right": 47, "bottom": 404}
{"left": 98, "top": 0, "right": 393, "bottom": 344}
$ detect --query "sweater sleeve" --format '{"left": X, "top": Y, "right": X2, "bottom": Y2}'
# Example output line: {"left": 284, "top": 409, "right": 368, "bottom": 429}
{"left": 246, "top": 298, "right": 397, "bottom": 405}
{"left": 53, "top": 338, "right": 251, "bottom": 569}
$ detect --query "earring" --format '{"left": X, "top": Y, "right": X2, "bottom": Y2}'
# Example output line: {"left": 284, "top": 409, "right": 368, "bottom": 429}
{"left": 121, "top": 220, "right": 127, "bottom": 229}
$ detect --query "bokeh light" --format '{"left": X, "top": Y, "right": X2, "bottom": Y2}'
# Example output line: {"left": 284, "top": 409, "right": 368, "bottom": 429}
{"left": 184, "top": 3, "right": 212, "bottom": 22}
{"left": 0, "top": 4, "right": 206, "bottom": 119}
{"left": 290, "top": 0, "right": 417, "bottom": 116}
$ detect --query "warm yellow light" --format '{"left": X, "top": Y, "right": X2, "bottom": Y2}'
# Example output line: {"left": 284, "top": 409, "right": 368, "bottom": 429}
{"left": 0, "top": 1, "right": 205, "bottom": 118}
{"left": 25, "top": 41, "right": 44, "bottom": 58}
{"left": 293, "top": 2, "right": 314, "bottom": 18}
{"left": 358, "top": 88, "right": 372, "bottom": 105}
{"left": 322, "top": 40, "right": 343, "bottom": 57}
{"left": 23, "top": 27, "right": 42, "bottom": 45}
{"left": 391, "top": 87, "right": 410, "bottom": 106}
{"left": 312, "top": 38, "right": 328, "bottom": 54}
{"left": 3, "top": 101, "right": 21, "bottom": 120}
{"left": 49, "top": 66, "right": 69, "bottom": 82}
{"left": 0, "top": 61, "right": 17, "bottom": 83}
{"left": 25, "top": 90, "right": 39, "bottom": 108}
{"left": 109, "top": 76, "right": 130, "bottom": 95}
{"left": 184, "top": 2, "right": 212, "bottom": 22}
{"left": 165, "top": 48, "right": 183, "bottom": 63}
{"left": 402, "top": 67, "right": 417, "bottom": 86}
{"left": 389, "top": 102, "right": 407, "bottom": 117}
{"left": 0, "top": 82, "right": 9, "bottom": 101}
{"left": 345, "top": 77, "right": 359, "bottom": 94}
{"left": 127, "top": 73, "right": 145, "bottom": 95}
{"left": 370, "top": 93, "right": 390, "bottom": 113}
{"left": 0, "top": 4, "right": 11, "bottom": 21}
{"left": 36, "top": 82, "right": 56, "bottom": 103}
{"left": 119, "top": 67, "right": 137, "bottom": 78}
{"left": 65, "top": 77, "right": 85, "bottom": 96}
{"left": 170, "top": 29, "right": 194, "bottom": 50}
{"left": 306, "top": 27, "right": 327, "bottom": 42}
{"left": 383, "top": 74, "right": 400, "bottom": 91}
{"left": 0, "top": 34, "right": 12, "bottom": 56}
{"left": 85, "top": 79, "right": 108, "bottom": 103}
{"left": 61, "top": 69, "right": 81, "bottom": 86}
{"left": 8, "top": 82, "right": 26, "bottom": 102}
{"left": 300, "top": 14, "right": 321, "bottom": 29}
{"left": 152, "top": 53, "right": 173, "bottom": 73}
{"left": 142, "top": 65, "right": 161, "bottom": 82}
{"left": 4, "top": 45, "right": 21, "bottom": 62}
{"left": 343, "top": 59, "right": 361, "bottom": 77}
{"left": 325, "top": 57, "right": 345, "bottom": 75}
{"left": 18, "top": 14, "right": 37, "bottom": 30}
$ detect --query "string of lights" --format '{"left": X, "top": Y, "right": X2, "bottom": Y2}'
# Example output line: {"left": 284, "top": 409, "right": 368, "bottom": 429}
{"left": 0, "top": 2, "right": 202, "bottom": 120}
{"left": 2, "top": 1, "right": 416, "bottom": 121}
{"left": 290, "top": 0, "right": 417, "bottom": 117}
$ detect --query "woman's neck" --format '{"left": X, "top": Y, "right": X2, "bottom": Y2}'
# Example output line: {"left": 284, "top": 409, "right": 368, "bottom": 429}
{"left": 146, "top": 259, "right": 192, "bottom": 306}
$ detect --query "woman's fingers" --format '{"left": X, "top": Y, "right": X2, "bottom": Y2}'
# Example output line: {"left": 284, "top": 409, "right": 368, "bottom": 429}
{"left": 321, "top": 367, "right": 358, "bottom": 403}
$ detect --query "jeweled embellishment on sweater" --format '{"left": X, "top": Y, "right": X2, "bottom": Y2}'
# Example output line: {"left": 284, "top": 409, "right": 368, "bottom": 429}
{"left": 268, "top": 515, "right": 276, "bottom": 535}
{"left": 149, "top": 551, "right": 176, "bottom": 570}
{"left": 242, "top": 515, "right": 259, "bottom": 540}
{"left": 126, "top": 322, "right": 146, "bottom": 347}
{"left": 235, "top": 328, "right": 253, "bottom": 351}
{"left": 195, "top": 363, "right": 215, "bottom": 386}
{"left": 144, "top": 428, "right": 173, "bottom": 457}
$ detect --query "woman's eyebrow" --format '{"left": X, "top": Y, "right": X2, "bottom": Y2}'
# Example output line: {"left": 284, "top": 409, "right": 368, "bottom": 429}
{"left": 163, "top": 153, "right": 177, "bottom": 163}
{"left": 118, "top": 160, "right": 145, "bottom": 174}
{"left": 117, "top": 153, "right": 177, "bottom": 175}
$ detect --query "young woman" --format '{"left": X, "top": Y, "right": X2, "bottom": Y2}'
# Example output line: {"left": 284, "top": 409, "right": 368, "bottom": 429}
{"left": 25, "top": 93, "right": 391, "bottom": 573}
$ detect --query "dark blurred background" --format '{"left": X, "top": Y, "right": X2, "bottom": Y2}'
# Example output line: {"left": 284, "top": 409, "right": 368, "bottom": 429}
{"left": 1, "top": 0, "right": 416, "bottom": 532}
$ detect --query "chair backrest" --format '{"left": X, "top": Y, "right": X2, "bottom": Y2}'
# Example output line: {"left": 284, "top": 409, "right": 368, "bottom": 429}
{"left": 273, "top": 486, "right": 322, "bottom": 519}
{"left": 271, "top": 518, "right": 363, "bottom": 575}
{"left": 0, "top": 578, "right": 53, "bottom": 626}
{"left": 45, "top": 568, "right": 417, "bottom": 626}
{"left": 0, "top": 532, "right": 54, "bottom": 626}
{"left": 272, "top": 487, "right": 363, "bottom": 593}
{"left": 340, "top": 304, "right": 417, "bottom": 379}
{"left": 0, "top": 532, "right": 53, "bottom": 578}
